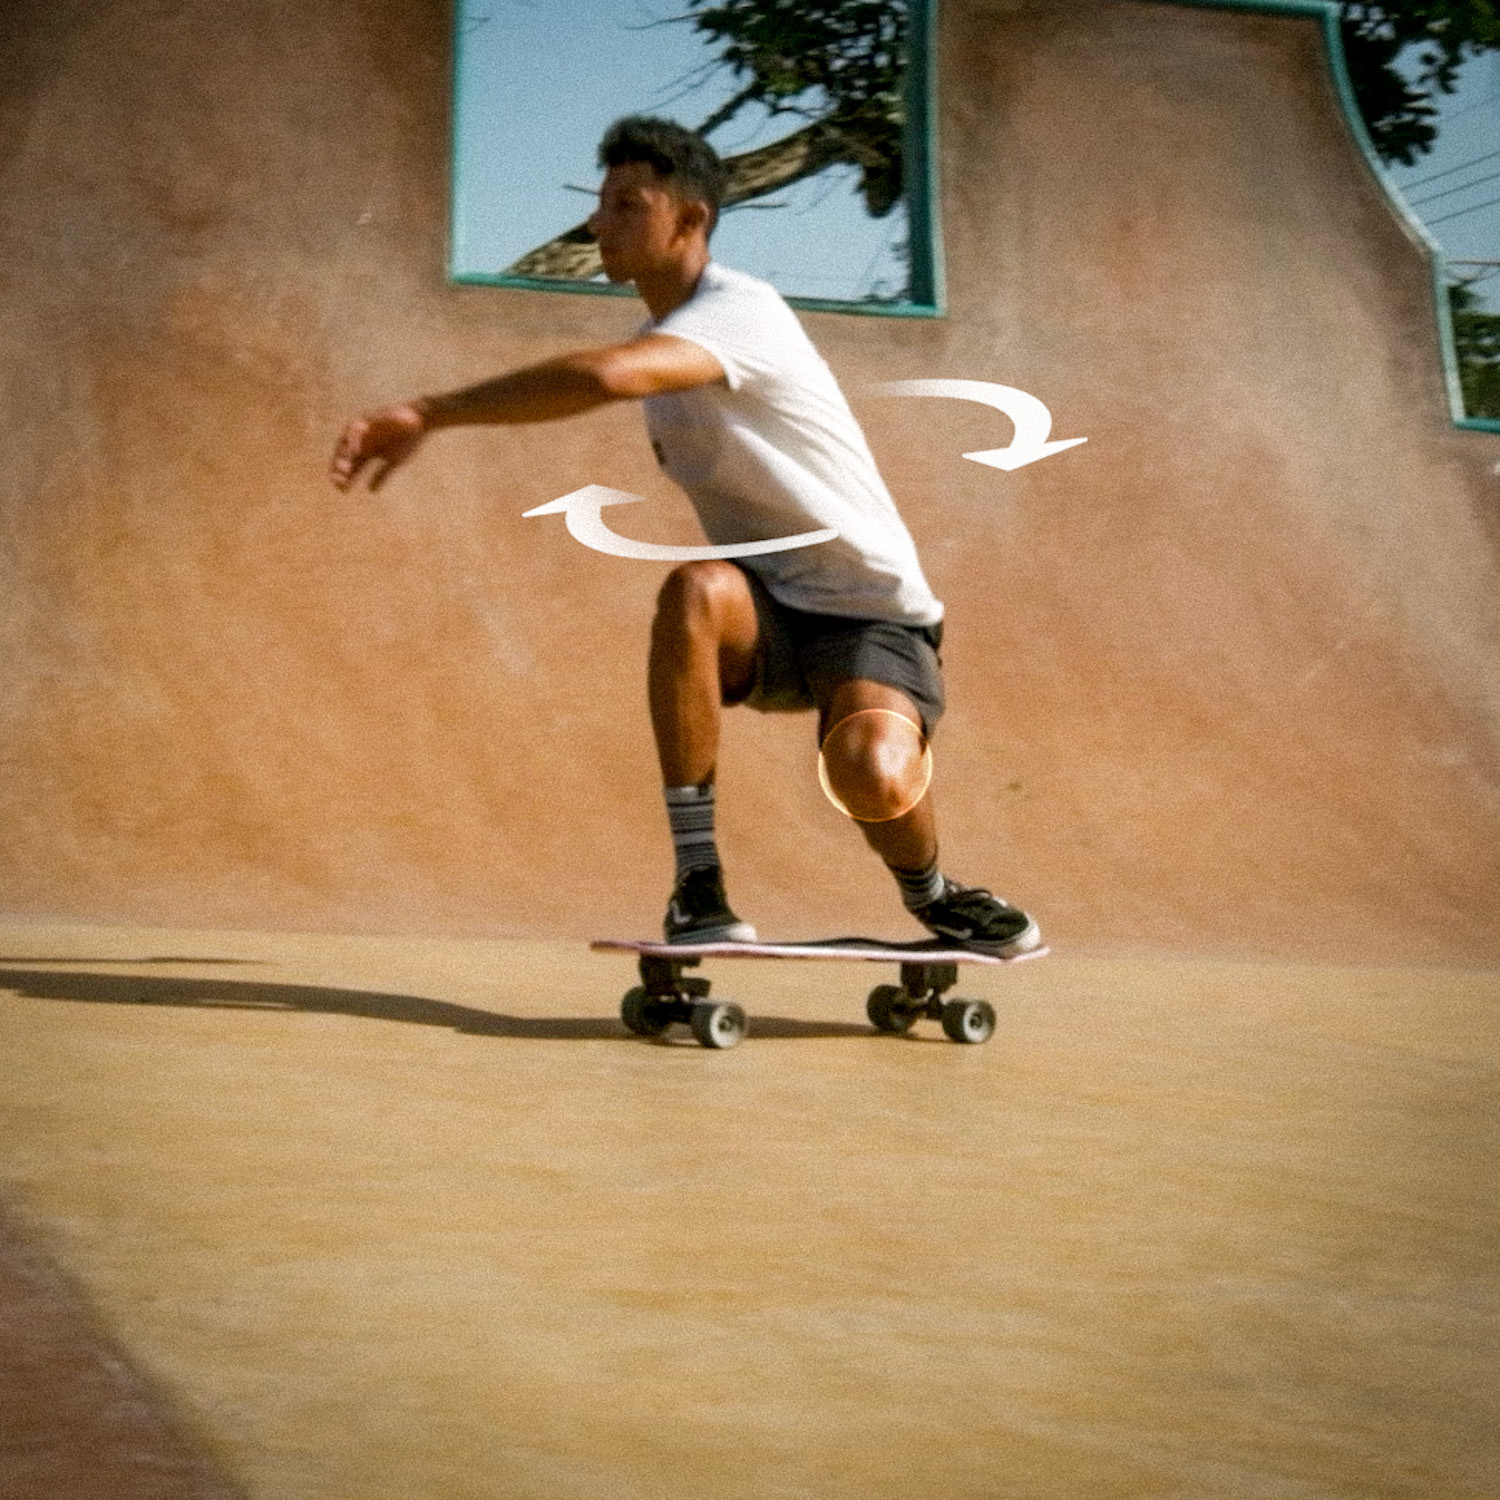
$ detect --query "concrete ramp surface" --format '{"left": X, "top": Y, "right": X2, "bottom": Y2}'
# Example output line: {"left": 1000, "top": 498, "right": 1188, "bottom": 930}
{"left": 0, "top": 923, "right": 1496, "bottom": 1500}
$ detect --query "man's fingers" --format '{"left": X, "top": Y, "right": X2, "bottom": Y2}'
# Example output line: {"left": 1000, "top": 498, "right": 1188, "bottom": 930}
{"left": 331, "top": 419, "right": 383, "bottom": 490}
{"left": 331, "top": 409, "right": 422, "bottom": 492}
{"left": 330, "top": 421, "right": 363, "bottom": 487}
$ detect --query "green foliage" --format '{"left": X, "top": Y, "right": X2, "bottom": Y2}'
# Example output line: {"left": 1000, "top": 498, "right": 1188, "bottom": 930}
{"left": 675, "top": 3, "right": 1500, "bottom": 186}
{"left": 1340, "top": 1, "right": 1500, "bottom": 163}
{"left": 683, "top": 0, "right": 908, "bottom": 214}
{"left": 1450, "top": 280, "right": 1500, "bottom": 417}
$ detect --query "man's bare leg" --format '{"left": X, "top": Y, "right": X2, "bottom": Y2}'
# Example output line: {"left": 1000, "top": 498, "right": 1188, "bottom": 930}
{"left": 648, "top": 561, "right": 761, "bottom": 942}
{"left": 816, "top": 678, "right": 939, "bottom": 871}
{"left": 819, "top": 678, "right": 1041, "bottom": 955}
{"left": 648, "top": 561, "right": 760, "bottom": 787}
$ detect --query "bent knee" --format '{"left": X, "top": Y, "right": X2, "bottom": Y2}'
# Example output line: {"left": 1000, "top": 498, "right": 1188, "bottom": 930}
{"left": 820, "top": 710, "right": 931, "bottom": 822}
{"left": 654, "top": 562, "right": 755, "bottom": 639}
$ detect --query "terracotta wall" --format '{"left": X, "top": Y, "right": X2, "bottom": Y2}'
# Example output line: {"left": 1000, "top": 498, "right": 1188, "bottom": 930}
{"left": 2, "top": 0, "right": 1497, "bottom": 962}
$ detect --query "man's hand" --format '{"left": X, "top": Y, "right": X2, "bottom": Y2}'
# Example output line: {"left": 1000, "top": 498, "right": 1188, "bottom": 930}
{"left": 330, "top": 401, "right": 427, "bottom": 492}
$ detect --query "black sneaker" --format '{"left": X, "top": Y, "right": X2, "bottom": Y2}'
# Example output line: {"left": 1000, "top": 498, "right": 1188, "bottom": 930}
{"left": 914, "top": 879, "right": 1042, "bottom": 957}
{"left": 664, "top": 866, "right": 758, "bottom": 944}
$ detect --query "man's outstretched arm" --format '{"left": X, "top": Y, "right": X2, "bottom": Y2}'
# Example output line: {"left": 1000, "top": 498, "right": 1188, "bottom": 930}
{"left": 329, "top": 334, "right": 724, "bottom": 492}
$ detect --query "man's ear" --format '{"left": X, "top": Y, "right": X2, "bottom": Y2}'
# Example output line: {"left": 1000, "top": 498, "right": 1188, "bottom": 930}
{"left": 677, "top": 196, "right": 713, "bottom": 239}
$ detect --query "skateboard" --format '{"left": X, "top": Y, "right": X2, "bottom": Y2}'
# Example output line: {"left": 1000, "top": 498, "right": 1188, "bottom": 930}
{"left": 591, "top": 936, "right": 1048, "bottom": 1050}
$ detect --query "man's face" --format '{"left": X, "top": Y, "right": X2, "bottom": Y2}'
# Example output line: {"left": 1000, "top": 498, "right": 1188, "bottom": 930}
{"left": 587, "top": 161, "right": 705, "bottom": 283}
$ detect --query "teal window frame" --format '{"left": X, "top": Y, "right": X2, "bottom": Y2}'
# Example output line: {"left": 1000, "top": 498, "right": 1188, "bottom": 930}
{"left": 448, "top": 0, "right": 944, "bottom": 319}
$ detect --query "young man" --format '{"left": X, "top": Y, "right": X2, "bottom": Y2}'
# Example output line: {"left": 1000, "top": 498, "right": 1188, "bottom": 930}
{"left": 330, "top": 116, "right": 1040, "bottom": 957}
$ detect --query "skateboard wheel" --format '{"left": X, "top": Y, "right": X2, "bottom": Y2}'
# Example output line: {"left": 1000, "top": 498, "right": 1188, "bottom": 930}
{"left": 941, "top": 998, "right": 996, "bottom": 1044}
{"left": 866, "top": 983, "right": 917, "bottom": 1034}
{"left": 621, "top": 986, "right": 669, "bottom": 1037}
{"left": 690, "top": 999, "right": 746, "bottom": 1049}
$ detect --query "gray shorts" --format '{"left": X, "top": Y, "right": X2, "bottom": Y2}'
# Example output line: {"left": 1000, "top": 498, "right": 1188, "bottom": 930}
{"left": 734, "top": 567, "right": 946, "bottom": 734}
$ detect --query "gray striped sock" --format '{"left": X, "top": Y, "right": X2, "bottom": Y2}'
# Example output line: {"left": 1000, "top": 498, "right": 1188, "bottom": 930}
{"left": 893, "top": 860, "right": 947, "bottom": 911}
{"left": 664, "top": 784, "right": 721, "bottom": 878}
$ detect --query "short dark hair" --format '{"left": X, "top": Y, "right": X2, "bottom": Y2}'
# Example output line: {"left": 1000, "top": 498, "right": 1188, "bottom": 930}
{"left": 598, "top": 115, "right": 727, "bottom": 231}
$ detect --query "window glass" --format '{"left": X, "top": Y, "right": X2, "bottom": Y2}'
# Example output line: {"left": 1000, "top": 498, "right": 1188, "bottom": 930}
{"left": 452, "top": 0, "right": 940, "bottom": 315}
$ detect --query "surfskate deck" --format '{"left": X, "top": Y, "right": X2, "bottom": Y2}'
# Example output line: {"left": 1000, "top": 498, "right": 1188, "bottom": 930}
{"left": 591, "top": 936, "right": 1049, "bottom": 1049}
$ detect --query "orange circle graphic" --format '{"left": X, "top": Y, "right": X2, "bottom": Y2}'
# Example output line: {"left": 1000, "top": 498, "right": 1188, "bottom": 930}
{"left": 817, "top": 709, "right": 933, "bottom": 822}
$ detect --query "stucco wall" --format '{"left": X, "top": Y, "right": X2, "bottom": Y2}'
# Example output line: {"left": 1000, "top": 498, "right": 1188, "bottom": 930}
{"left": 2, "top": 0, "right": 1497, "bottom": 961}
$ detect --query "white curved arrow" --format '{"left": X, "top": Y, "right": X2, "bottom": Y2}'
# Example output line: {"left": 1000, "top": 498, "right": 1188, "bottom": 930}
{"left": 523, "top": 485, "right": 838, "bottom": 562}
{"left": 871, "top": 379, "right": 1087, "bottom": 470}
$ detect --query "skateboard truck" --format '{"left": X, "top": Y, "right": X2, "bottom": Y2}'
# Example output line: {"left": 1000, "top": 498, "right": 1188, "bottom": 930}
{"left": 900, "top": 960, "right": 959, "bottom": 1004}
{"left": 620, "top": 954, "right": 748, "bottom": 1049}
{"left": 869, "top": 961, "right": 996, "bottom": 1043}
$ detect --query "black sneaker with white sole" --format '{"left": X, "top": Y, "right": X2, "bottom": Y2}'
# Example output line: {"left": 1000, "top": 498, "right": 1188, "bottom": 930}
{"left": 914, "top": 879, "right": 1042, "bottom": 958}
{"left": 664, "top": 865, "right": 758, "bottom": 945}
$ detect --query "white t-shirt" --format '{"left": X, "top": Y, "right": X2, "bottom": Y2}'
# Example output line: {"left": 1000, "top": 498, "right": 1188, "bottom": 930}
{"left": 642, "top": 262, "right": 943, "bottom": 626}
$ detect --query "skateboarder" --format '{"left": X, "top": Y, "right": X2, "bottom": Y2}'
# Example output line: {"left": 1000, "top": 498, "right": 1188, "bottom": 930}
{"left": 330, "top": 116, "right": 1040, "bottom": 958}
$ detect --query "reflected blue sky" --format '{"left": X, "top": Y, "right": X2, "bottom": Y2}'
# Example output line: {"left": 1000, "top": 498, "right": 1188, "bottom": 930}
{"left": 1390, "top": 50, "right": 1500, "bottom": 315}
{"left": 452, "top": 0, "right": 909, "bottom": 302}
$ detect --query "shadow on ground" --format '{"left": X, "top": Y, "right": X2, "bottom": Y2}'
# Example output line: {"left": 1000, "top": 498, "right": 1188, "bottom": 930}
{"left": 0, "top": 968, "right": 872, "bottom": 1041}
